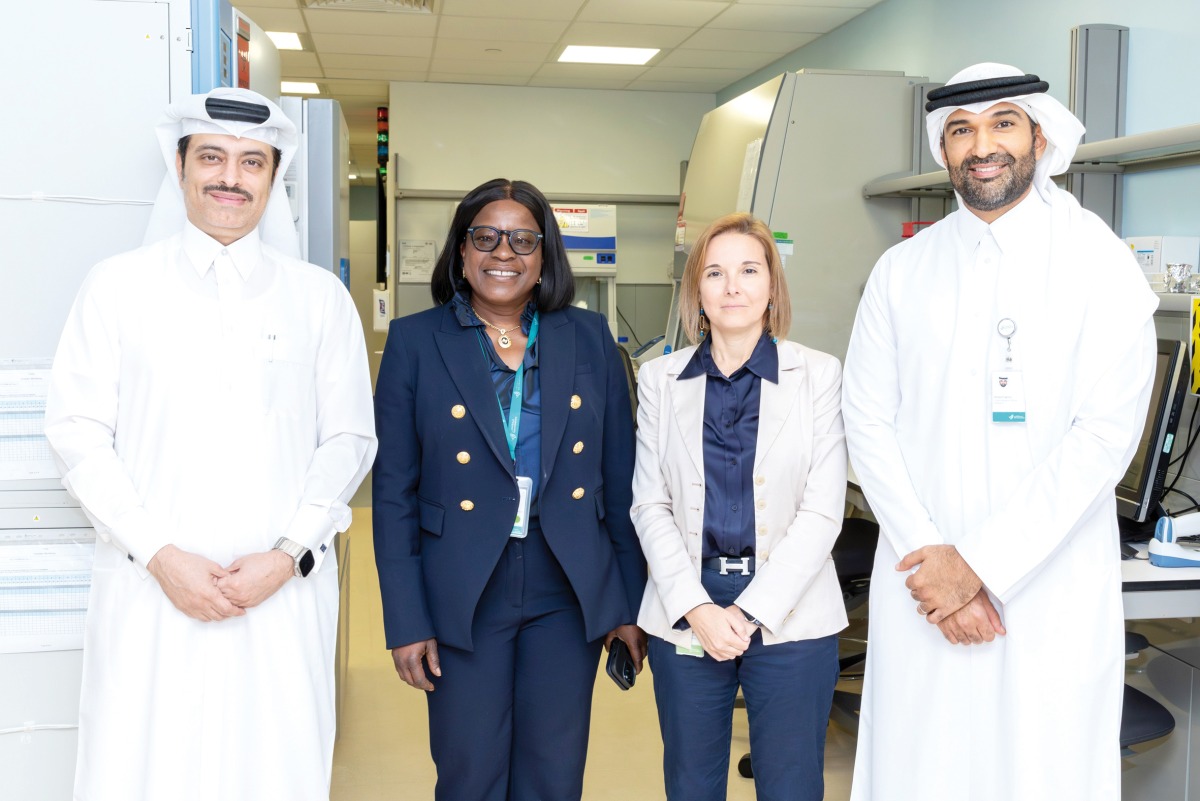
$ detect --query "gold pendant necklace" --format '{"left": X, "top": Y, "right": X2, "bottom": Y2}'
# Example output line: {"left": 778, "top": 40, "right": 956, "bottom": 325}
{"left": 471, "top": 306, "right": 518, "bottom": 349}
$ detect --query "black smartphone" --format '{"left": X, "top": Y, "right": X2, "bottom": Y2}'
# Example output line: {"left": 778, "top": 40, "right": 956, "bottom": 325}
{"left": 606, "top": 638, "right": 636, "bottom": 691}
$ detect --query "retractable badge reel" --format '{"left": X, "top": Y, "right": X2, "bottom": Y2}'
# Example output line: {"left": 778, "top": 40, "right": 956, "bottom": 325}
{"left": 991, "top": 318, "right": 1027, "bottom": 423}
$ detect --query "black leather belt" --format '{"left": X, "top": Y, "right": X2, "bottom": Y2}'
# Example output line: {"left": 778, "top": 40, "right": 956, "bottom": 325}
{"left": 701, "top": 556, "right": 755, "bottom": 575}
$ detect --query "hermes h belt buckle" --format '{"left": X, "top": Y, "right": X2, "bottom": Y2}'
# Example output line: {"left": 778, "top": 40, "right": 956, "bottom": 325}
{"left": 719, "top": 556, "right": 751, "bottom": 576}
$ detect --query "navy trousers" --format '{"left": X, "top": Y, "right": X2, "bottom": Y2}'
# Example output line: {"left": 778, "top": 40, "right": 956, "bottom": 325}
{"left": 425, "top": 524, "right": 602, "bottom": 801}
{"left": 649, "top": 567, "right": 839, "bottom": 801}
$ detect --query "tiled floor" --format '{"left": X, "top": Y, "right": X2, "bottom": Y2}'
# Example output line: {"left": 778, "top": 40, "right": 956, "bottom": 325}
{"left": 331, "top": 510, "right": 858, "bottom": 800}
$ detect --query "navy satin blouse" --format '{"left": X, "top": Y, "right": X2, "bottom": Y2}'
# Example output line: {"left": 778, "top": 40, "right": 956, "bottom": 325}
{"left": 678, "top": 333, "right": 778, "bottom": 558}
{"left": 450, "top": 291, "right": 542, "bottom": 519}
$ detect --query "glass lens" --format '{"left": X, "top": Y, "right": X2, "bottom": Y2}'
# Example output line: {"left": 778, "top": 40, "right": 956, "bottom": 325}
{"left": 509, "top": 230, "right": 541, "bottom": 255}
{"left": 469, "top": 227, "right": 501, "bottom": 252}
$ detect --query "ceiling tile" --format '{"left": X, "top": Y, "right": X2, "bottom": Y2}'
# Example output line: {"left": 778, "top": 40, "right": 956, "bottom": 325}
{"left": 236, "top": 6, "right": 308, "bottom": 31}
{"left": 678, "top": 27, "right": 815, "bottom": 52}
{"left": 526, "top": 76, "right": 638, "bottom": 90}
{"left": 637, "top": 65, "right": 745, "bottom": 84}
{"left": 742, "top": 0, "right": 880, "bottom": 7}
{"left": 658, "top": 48, "right": 777, "bottom": 70}
{"left": 280, "top": 51, "right": 322, "bottom": 73}
{"left": 709, "top": 4, "right": 859, "bottom": 32}
{"left": 321, "top": 53, "right": 429, "bottom": 71}
{"left": 426, "top": 73, "right": 530, "bottom": 86}
{"left": 625, "top": 78, "right": 725, "bottom": 93}
{"left": 303, "top": 8, "right": 439, "bottom": 36}
{"left": 533, "top": 62, "right": 650, "bottom": 81}
{"left": 321, "top": 79, "right": 391, "bottom": 96}
{"left": 577, "top": 0, "right": 729, "bottom": 27}
{"left": 440, "top": 0, "right": 585, "bottom": 20}
{"left": 434, "top": 38, "right": 552, "bottom": 61}
{"left": 324, "top": 67, "right": 429, "bottom": 81}
{"left": 560, "top": 21, "right": 695, "bottom": 49}
{"left": 429, "top": 59, "right": 541, "bottom": 77}
{"left": 436, "top": 16, "right": 569, "bottom": 43}
{"left": 311, "top": 32, "right": 434, "bottom": 56}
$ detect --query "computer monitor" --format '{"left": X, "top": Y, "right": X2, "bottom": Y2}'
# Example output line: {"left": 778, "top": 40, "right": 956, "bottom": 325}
{"left": 1116, "top": 338, "right": 1188, "bottom": 525}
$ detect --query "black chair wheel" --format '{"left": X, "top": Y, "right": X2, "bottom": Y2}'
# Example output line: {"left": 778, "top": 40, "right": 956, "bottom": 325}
{"left": 737, "top": 752, "right": 753, "bottom": 779}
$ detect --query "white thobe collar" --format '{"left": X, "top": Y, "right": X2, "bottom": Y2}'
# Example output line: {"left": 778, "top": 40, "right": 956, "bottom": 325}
{"left": 181, "top": 221, "right": 265, "bottom": 282}
{"left": 956, "top": 190, "right": 1051, "bottom": 257}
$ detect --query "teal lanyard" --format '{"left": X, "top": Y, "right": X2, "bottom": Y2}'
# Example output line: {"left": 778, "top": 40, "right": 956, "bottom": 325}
{"left": 476, "top": 311, "right": 539, "bottom": 463}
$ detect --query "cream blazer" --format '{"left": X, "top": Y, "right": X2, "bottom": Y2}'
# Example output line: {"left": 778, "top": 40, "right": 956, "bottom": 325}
{"left": 631, "top": 340, "right": 849, "bottom": 647}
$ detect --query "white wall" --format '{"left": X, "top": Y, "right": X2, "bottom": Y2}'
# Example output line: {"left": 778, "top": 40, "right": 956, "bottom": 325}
{"left": 718, "top": 0, "right": 1200, "bottom": 238}
{"left": 386, "top": 82, "right": 711, "bottom": 317}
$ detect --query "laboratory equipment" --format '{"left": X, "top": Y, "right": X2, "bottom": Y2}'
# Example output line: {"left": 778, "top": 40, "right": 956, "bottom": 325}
{"left": 648, "top": 70, "right": 927, "bottom": 363}
{"left": 1149, "top": 513, "right": 1200, "bottom": 567}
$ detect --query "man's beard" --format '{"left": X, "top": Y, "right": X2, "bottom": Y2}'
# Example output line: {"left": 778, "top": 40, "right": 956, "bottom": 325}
{"left": 948, "top": 143, "right": 1037, "bottom": 213}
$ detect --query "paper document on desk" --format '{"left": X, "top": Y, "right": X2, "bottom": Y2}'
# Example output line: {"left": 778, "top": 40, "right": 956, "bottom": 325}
{"left": 0, "top": 359, "right": 59, "bottom": 482}
{"left": 0, "top": 528, "right": 95, "bottom": 653}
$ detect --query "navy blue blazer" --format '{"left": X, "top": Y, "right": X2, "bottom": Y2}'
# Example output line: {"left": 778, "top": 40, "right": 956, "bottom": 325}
{"left": 373, "top": 302, "right": 646, "bottom": 651}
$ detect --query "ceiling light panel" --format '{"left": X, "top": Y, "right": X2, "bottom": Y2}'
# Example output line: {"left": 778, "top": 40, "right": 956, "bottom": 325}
{"left": 281, "top": 81, "right": 321, "bottom": 93}
{"left": 559, "top": 45, "right": 658, "bottom": 66}
{"left": 265, "top": 31, "right": 304, "bottom": 50}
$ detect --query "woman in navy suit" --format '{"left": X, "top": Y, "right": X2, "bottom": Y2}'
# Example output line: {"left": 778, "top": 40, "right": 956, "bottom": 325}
{"left": 373, "top": 178, "right": 647, "bottom": 801}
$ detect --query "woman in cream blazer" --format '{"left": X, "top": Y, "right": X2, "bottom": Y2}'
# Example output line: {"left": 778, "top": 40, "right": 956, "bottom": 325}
{"left": 631, "top": 212, "right": 848, "bottom": 801}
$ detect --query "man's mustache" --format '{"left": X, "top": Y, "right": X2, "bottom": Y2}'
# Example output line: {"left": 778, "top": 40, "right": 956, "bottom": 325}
{"left": 962, "top": 153, "right": 1016, "bottom": 168}
{"left": 204, "top": 184, "right": 254, "bottom": 201}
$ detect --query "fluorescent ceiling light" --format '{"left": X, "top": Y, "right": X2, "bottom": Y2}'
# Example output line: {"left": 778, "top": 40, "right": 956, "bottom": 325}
{"left": 559, "top": 46, "right": 658, "bottom": 66}
{"left": 348, "top": 173, "right": 359, "bottom": 180}
{"left": 281, "top": 81, "right": 320, "bottom": 94}
{"left": 265, "top": 31, "right": 303, "bottom": 51}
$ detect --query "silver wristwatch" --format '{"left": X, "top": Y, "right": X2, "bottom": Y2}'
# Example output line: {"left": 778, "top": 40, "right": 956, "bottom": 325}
{"left": 273, "top": 537, "right": 315, "bottom": 578}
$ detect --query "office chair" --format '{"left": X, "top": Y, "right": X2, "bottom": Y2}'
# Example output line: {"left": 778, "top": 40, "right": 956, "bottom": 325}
{"left": 1121, "top": 632, "right": 1175, "bottom": 752}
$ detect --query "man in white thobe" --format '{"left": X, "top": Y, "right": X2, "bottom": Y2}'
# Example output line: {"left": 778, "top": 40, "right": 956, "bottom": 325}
{"left": 843, "top": 63, "right": 1158, "bottom": 800}
{"left": 44, "top": 88, "right": 376, "bottom": 801}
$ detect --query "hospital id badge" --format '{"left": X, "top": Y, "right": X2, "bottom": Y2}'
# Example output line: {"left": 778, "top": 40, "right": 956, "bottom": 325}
{"left": 676, "top": 633, "right": 704, "bottom": 658}
{"left": 991, "top": 370, "right": 1027, "bottom": 423}
{"left": 510, "top": 476, "right": 533, "bottom": 538}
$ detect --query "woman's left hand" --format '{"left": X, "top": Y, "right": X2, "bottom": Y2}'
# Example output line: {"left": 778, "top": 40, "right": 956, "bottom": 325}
{"left": 605, "top": 624, "right": 648, "bottom": 673}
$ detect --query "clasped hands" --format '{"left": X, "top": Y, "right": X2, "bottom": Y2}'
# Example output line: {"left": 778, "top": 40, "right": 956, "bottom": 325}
{"left": 147, "top": 544, "right": 294, "bottom": 622}
{"left": 684, "top": 603, "right": 758, "bottom": 661}
{"left": 898, "top": 545, "right": 1006, "bottom": 646}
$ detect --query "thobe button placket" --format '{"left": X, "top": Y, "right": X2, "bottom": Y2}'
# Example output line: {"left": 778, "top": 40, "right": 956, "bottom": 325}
{"left": 212, "top": 253, "right": 243, "bottom": 391}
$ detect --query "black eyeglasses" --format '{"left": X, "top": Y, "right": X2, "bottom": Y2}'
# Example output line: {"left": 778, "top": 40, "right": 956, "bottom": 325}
{"left": 466, "top": 226, "right": 544, "bottom": 256}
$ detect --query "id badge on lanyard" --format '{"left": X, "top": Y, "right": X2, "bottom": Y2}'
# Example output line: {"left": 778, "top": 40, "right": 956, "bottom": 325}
{"left": 497, "top": 312, "right": 539, "bottom": 537}
{"left": 992, "top": 317, "right": 1027, "bottom": 423}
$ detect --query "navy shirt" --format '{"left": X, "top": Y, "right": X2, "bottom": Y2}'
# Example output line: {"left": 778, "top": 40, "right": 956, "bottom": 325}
{"left": 450, "top": 291, "right": 542, "bottom": 520}
{"left": 678, "top": 333, "right": 778, "bottom": 558}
